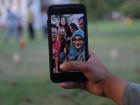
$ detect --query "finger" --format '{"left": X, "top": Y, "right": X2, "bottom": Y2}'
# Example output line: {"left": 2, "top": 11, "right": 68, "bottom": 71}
{"left": 59, "top": 50, "right": 95, "bottom": 72}
{"left": 59, "top": 82, "right": 80, "bottom": 89}
{"left": 59, "top": 82, "right": 86, "bottom": 89}
{"left": 88, "top": 51, "right": 94, "bottom": 62}
{"left": 60, "top": 61, "right": 89, "bottom": 73}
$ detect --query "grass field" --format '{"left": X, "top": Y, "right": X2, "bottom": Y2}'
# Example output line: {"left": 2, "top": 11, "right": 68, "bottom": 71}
{"left": 0, "top": 20, "right": 140, "bottom": 105}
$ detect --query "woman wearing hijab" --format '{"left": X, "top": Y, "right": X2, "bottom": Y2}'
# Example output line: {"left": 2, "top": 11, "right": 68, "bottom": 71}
{"left": 67, "top": 30, "right": 85, "bottom": 61}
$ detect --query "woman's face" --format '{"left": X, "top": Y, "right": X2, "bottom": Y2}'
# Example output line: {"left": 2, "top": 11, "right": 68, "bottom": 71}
{"left": 69, "top": 26, "right": 74, "bottom": 33}
{"left": 58, "top": 28, "right": 66, "bottom": 41}
{"left": 61, "top": 17, "right": 66, "bottom": 26}
{"left": 78, "top": 19, "right": 84, "bottom": 31}
{"left": 72, "top": 36, "right": 84, "bottom": 49}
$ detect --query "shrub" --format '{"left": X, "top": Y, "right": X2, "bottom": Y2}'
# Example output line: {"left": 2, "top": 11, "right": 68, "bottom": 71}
{"left": 120, "top": 1, "right": 140, "bottom": 18}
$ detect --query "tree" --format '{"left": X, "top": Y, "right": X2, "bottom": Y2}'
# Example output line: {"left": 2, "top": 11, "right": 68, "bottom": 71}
{"left": 76, "top": 0, "right": 126, "bottom": 20}
{"left": 120, "top": 0, "right": 140, "bottom": 18}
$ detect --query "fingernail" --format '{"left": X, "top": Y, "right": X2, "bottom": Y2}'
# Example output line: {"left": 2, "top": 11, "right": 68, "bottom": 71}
{"left": 60, "top": 63, "right": 65, "bottom": 69}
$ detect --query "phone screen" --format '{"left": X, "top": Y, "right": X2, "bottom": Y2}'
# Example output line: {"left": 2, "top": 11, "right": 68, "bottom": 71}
{"left": 51, "top": 14, "right": 86, "bottom": 73}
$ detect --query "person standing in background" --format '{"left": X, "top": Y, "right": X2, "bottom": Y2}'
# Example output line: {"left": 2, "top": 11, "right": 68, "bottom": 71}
{"left": 17, "top": 11, "right": 26, "bottom": 48}
{"left": 27, "top": 6, "right": 35, "bottom": 40}
{"left": 4, "top": 8, "right": 18, "bottom": 43}
{"left": 17, "top": 12, "right": 23, "bottom": 40}
{"left": 41, "top": 11, "right": 48, "bottom": 38}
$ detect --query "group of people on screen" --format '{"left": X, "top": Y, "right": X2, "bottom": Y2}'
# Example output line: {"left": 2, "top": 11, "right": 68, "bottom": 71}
{"left": 51, "top": 15, "right": 85, "bottom": 73}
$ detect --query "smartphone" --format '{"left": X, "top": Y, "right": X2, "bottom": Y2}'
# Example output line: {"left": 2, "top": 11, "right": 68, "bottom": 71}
{"left": 47, "top": 4, "right": 88, "bottom": 83}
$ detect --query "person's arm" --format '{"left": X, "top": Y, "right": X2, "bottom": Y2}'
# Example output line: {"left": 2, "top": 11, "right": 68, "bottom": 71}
{"left": 123, "top": 83, "right": 140, "bottom": 105}
{"left": 59, "top": 52, "right": 128, "bottom": 105}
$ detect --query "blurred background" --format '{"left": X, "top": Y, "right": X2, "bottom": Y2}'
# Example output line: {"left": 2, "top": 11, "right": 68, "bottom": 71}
{"left": 0, "top": 0, "right": 140, "bottom": 105}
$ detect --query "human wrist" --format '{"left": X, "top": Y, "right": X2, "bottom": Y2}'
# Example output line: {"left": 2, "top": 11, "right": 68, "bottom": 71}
{"left": 103, "top": 74, "right": 128, "bottom": 105}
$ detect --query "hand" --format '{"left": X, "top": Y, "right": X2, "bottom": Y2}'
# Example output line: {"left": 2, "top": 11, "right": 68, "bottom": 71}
{"left": 59, "top": 52, "right": 128, "bottom": 105}
{"left": 59, "top": 52, "right": 112, "bottom": 96}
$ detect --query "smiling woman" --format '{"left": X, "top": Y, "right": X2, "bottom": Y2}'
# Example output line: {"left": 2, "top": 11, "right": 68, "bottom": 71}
{"left": 73, "top": 36, "right": 84, "bottom": 48}
{"left": 68, "top": 30, "right": 85, "bottom": 61}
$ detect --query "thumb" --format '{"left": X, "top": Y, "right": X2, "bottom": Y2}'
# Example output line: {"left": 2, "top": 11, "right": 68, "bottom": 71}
{"left": 60, "top": 61, "right": 90, "bottom": 74}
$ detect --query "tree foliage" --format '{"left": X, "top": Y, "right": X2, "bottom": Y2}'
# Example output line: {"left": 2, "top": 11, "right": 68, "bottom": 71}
{"left": 77, "top": 0, "right": 125, "bottom": 19}
{"left": 76, "top": 0, "right": 140, "bottom": 19}
{"left": 120, "top": 0, "right": 140, "bottom": 18}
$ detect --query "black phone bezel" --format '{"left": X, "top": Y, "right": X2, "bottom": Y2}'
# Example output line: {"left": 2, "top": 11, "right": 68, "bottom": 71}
{"left": 47, "top": 4, "right": 88, "bottom": 83}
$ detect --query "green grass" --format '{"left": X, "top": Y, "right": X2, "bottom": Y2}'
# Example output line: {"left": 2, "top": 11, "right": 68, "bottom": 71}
{"left": 0, "top": 20, "right": 140, "bottom": 105}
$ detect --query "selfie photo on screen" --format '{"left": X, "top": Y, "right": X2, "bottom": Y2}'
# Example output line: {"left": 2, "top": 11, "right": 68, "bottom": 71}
{"left": 51, "top": 14, "right": 85, "bottom": 73}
